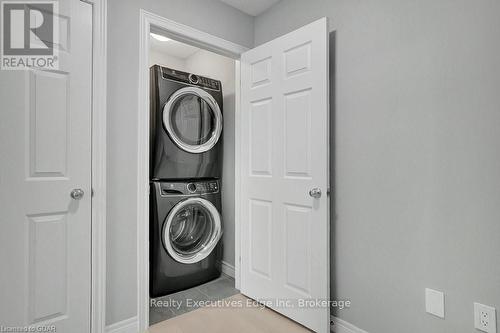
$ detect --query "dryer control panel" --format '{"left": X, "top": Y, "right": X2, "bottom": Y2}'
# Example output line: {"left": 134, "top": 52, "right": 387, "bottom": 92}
{"left": 186, "top": 180, "right": 219, "bottom": 194}
{"left": 160, "top": 66, "right": 221, "bottom": 91}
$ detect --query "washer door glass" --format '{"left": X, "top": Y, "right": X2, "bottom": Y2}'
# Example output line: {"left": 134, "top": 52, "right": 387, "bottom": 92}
{"left": 163, "top": 197, "right": 222, "bottom": 264}
{"left": 163, "top": 87, "right": 222, "bottom": 154}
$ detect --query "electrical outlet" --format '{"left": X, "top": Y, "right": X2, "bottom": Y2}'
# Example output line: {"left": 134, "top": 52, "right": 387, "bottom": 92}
{"left": 474, "top": 302, "right": 497, "bottom": 333}
{"left": 425, "top": 288, "right": 445, "bottom": 318}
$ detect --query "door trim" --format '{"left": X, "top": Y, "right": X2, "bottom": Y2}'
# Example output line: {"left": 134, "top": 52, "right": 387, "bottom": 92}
{"left": 234, "top": 59, "right": 242, "bottom": 290}
{"left": 89, "top": 1, "right": 107, "bottom": 333}
{"left": 137, "top": 10, "right": 248, "bottom": 331}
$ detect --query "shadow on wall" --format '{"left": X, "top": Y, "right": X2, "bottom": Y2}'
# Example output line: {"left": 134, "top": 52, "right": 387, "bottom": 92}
{"left": 220, "top": 91, "right": 236, "bottom": 267}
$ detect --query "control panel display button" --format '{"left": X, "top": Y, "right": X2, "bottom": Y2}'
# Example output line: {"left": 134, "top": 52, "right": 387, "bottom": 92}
{"left": 187, "top": 183, "right": 197, "bottom": 193}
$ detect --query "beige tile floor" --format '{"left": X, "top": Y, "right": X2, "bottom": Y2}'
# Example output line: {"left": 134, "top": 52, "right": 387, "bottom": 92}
{"left": 148, "top": 293, "right": 312, "bottom": 333}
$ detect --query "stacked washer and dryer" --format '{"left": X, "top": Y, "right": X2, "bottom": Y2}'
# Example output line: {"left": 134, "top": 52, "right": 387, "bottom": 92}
{"left": 149, "top": 65, "right": 224, "bottom": 297}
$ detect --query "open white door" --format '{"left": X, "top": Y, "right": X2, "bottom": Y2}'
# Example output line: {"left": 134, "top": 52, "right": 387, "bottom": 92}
{"left": 0, "top": 1, "right": 92, "bottom": 332}
{"left": 240, "top": 18, "right": 330, "bottom": 332}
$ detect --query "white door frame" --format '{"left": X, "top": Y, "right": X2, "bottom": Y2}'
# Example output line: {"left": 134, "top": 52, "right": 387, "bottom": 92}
{"left": 88, "top": 0, "right": 107, "bottom": 332}
{"left": 137, "top": 9, "right": 248, "bottom": 331}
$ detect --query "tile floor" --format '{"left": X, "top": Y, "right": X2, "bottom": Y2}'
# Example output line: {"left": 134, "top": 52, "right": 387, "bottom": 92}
{"left": 149, "top": 293, "right": 313, "bottom": 333}
{"left": 149, "top": 273, "right": 239, "bottom": 325}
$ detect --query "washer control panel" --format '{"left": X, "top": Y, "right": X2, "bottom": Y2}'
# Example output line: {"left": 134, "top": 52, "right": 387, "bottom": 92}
{"left": 159, "top": 180, "right": 219, "bottom": 196}
{"left": 186, "top": 180, "right": 219, "bottom": 194}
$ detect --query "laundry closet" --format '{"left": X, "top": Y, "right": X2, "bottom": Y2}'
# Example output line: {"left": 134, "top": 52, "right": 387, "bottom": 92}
{"left": 147, "top": 31, "right": 238, "bottom": 325}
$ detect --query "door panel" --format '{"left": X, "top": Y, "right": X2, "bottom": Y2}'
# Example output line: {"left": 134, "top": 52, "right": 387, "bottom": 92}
{"left": 249, "top": 199, "right": 272, "bottom": 278}
{"left": 284, "top": 89, "right": 312, "bottom": 178}
{"left": 284, "top": 204, "right": 312, "bottom": 296}
{"left": 240, "top": 18, "right": 329, "bottom": 332}
{"left": 0, "top": 1, "right": 92, "bottom": 331}
{"left": 28, "top": 213, "right": 68, "bottom": 323}
{"left": 249, "top": 99, "right": 273, "bottom": 176}
{"left": 29, "top": 70, "right": 69, "bottom": 178}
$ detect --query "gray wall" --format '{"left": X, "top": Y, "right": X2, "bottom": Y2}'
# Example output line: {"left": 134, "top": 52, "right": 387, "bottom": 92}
{"left": 106, "top": 0, "right": 253, "bottom": 325}
{"left": 255, "top": 1, "right": 500, "bottom": 332}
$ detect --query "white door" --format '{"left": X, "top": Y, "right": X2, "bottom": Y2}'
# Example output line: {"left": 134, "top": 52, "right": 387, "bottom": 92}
{"left": 0, "top": 1, "right": 92, "bottom": 332}
{"left": 240, "top": 18, "right": 330, "bottom": 332}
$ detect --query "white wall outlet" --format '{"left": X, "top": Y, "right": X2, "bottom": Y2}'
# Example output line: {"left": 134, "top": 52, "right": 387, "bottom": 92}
{"left": 425, "top": 288, "right": 445, "bottom": 318}
{"left": 474, "top": 302, "right": 497, "bottom": 333}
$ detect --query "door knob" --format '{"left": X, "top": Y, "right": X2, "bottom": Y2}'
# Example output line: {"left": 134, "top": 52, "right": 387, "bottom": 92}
{"left": 309, "top": 188, "right": 322, "bottom": 198}
{"left": 70, "top": 188, "right": 85, "bottom": 200}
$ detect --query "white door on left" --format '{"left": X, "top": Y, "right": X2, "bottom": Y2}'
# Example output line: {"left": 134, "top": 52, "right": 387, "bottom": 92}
{"left": 0, "top": 1, "right": 92, "bottom": 332}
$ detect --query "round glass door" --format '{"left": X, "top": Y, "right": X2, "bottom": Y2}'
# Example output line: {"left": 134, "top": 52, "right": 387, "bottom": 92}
{"left": 163, "top": 87, "right": 223, "bottom": 154}
{"left": 163, "top": 197, "right": 222, "bottom": 264}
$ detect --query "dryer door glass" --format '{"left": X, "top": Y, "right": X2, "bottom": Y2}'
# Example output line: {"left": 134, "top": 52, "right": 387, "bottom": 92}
{"left": 170, "top": 95, "right": 214, "bottom": 145}
{"left": 163, "top": 198, "right": 222, "bottom": 264}
{"left": 163, "top": 87, "right": 223, "bottom": 154}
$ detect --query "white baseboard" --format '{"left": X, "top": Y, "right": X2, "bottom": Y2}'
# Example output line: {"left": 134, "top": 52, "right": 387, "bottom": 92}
{"left": 330, "top": 316, "right": 369, "bottom": 333}
{"left": 221, "top": 260, "right": 235, "bottom": 278}
{"left": 106, "top": 316, "right": 139, "bottom": 333}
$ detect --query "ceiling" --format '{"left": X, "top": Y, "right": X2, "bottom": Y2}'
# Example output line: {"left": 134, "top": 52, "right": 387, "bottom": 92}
{"left": 219, "top": 0, "right": 280, "bottom": 16}
{"left": 149, "top": 35, "right": 200, "bottom": 59}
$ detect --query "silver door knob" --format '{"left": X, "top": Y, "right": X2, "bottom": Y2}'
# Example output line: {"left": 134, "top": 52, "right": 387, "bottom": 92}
{"left": 309, "top": 188, "right": 322, "bottom": 198}
{"left": 70, "top": 188, "right": 85, "bottom": 200}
